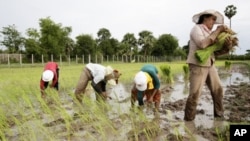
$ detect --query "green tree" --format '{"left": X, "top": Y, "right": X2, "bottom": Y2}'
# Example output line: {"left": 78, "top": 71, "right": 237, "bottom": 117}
{"left": 97, "top": 28, "right": 111, "bottom": 41}
{"left": 75, "top": 34, "right": 96, "bottom": 57}
{"left": 109, "top": 38, "right": 120, "bottom": 56}
{"left": 121, "top": 33, "right": 138, "bottom": 56}
{"left": 39, "top": 17, "right": 72, "bottom": 61}
{"left": 64, "top": 37, "right": 75, "bottom": 57}
{"left": 173, "top": 47, "right": 186, "bottom": 59}
{"left": 96, "top": 28, "right": 113, "bottom": 56}
{"left": 182, "top": 41, "right": 190, "bottom": 56}
{"left": 138, "top": 30, "right": 155, "bottom": 57}
{"left": 24, "top": 28, "right": 42, "bottom": 61}
{"left": 245, "top": 50, "right": 250, "bottom": 57}
{"left": 224, "top": 5, "right": 237, "bottom": 28}
{"left": 0, "top": 24, "right": 24, "bottom": 53}
{"left": 152, "top": 34, "right": 179, "bottom": 56}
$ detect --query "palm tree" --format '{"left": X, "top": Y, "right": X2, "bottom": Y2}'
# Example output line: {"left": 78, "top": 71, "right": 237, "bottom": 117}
{"left": 224, "top": 5, "right": 237, "bottom": 60}
{"left": 138, "top": 30, "right": 155, "bottom": 57}
{"left": 121, "top": 33, "right": 138, "bottom": 56}
{"left": 224, "top": 5, "right": 237, "bottom": 28}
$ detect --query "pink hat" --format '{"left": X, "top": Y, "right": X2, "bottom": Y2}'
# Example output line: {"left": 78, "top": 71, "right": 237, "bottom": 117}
{"left": 134, "top": 71, "right": 147, "bottom": 91}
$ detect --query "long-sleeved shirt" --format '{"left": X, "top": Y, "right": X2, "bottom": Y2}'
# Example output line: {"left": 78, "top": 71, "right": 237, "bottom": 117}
{"left": 141, "top": 64, "right": 160, "bottom": 89}
{"left": 40, "top": 62, "right": 58, "bottom": 90}
{"left": 186, "top": 24, "right": 215, "bottom": 66}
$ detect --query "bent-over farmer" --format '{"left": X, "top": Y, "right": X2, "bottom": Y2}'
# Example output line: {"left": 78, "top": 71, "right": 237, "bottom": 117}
{"left": 40, "top": 62, "right": 59, "bottom": 98}
{"left": 131, "top": 64, "right": 161, "bottom": 112}
{"left": 74, "top": 63, "right": 121, "bottom": 103}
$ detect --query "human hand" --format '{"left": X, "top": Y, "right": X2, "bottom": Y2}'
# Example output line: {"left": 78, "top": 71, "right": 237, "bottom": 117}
{"left": 102, "top": 92, "right": 108, "bottom": 99}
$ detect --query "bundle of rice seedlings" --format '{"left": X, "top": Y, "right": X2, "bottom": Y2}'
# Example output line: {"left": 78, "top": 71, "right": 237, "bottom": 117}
{"left": 224, "top": 61, "right": 232, "bottom": 70}
{"left": 195, "top": 28, "right": 238, "bottom": 64}
{"left": 160, "top": 65, "right": 174, "bottom": 84}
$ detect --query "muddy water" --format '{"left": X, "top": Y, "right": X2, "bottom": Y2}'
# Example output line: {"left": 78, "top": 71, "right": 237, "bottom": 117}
{"left": 162, "top": 64, "right": 249, "bottom": 136}
{"left": 4, "top": 64, "right": 250, "bottom": 141}
{"left": 107, "top": 64, "right": 249, "bottom": 140}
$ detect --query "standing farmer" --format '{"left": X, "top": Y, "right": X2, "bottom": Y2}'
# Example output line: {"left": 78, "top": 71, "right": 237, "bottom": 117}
{"left": 131, "top": 64, "right": 161, "bottom": 112}
{"left": 40, "top": 62, "right": 59, "bottom": 98}
{"left": 74, "top": 63, "right": 121, "bottom": 103}
{"left": 184, "top": 9, "right": 233, "bottom": 121}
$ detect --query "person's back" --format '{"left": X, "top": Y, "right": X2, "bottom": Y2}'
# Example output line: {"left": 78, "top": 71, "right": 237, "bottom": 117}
{"left": 44, "top": 62, "right": 58, "bottom": 71}
{"left": 141, "top": 64, "right": 160, "bottom": 89}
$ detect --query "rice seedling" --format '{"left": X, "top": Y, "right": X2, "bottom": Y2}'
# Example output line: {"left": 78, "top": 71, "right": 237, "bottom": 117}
{"left": 0, "top": 108, "right": 8, "bottom": 141}
{"left": 160, "top": 65, "right": 174, "bottom": 84}
{"left": 1, "top": 61, "right": 230, "bottom": 140}
{"left": 127, "top": 108, "right": 161, "bottom": 141}
{"left": 215, "top": 124, "right": 230, "bottom": 141}
{"left": 224, "top": 61, "right": 232, "bottom": 71}
{"left": 195, "top": 28, "right": 238, "bottom": 64}
{"left": 182, "top": 65, "right": 189, "bottom": 81}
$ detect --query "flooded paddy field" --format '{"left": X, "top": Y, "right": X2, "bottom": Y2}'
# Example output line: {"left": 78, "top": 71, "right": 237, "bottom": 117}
{"left": 1, "top": 63, "right": 250, "bottom": 141}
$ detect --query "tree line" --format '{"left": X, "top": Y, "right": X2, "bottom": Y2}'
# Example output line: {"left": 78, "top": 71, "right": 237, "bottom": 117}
{"left": 0, "top": 17, "right": 188, "bottom": 63}
{"left": 1, "top": 5, "right": 249, "bottom": 63}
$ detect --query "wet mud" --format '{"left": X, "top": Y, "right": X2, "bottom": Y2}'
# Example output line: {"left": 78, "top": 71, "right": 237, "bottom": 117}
{"left": 4, "top": 64, "right": 250, "bottom": 141}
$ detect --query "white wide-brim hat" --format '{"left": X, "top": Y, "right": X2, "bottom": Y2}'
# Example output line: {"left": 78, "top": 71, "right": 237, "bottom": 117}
{"left": 192, "top": 9, "right": 224, "bottom": 24}
{"left": 42, "top": 70, "right": 54, "bottom": 82}
{"left": 105, "top": 66, "right": 117, "bottom": 86}
{"left": 134, "top": 71, "right": 147, "bottom": 91}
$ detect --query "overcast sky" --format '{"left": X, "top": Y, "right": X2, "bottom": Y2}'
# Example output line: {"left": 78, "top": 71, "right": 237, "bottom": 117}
{"left": 1, "top": 0, "right": 249, "bottom": 55}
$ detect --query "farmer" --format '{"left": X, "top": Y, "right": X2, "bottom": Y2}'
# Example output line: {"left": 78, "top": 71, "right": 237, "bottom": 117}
{"left": 40, "top": 62, "right": 59, "bottom": 98}
{"left": 184, "top": 9, "right": 234, "bottom": 121}
{"left": 131, "top": 64, "right": 161, "bottom": 112}
{"left": 74, "top": 63, "right": 121, "bottom": 103}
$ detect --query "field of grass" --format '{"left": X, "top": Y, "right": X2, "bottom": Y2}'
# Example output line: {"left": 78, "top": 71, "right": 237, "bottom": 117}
{"left": 0, "top": 61, "right": 236, "bottom": 140}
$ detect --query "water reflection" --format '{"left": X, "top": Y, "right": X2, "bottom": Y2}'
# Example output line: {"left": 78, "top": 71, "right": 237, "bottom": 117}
{"left": 76, "top": 64, "right": 249, "bottom": 140}
{"left": 167, "top": 64, "right": 249, "bottom": 128}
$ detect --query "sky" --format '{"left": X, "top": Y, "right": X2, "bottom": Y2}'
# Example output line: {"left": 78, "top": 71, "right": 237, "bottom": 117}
{"left": 0, "top": 0, "right": 249, "bottom": 55}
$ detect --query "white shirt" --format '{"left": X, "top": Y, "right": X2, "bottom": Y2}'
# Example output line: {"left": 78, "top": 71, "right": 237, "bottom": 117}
{"left": 86, "top": 63, "right": 106, "bottom": 84}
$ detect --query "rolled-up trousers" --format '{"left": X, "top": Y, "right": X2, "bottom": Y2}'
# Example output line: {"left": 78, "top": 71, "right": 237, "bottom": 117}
{"left": 184, "top": 64, "right": 224, "bottom": 121}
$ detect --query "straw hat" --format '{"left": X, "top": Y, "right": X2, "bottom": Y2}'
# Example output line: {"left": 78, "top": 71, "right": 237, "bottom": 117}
{"left": 134, "top": 71, "right": 147, "bottom": 91}
{"left": 42, "top": 70, "right": 54, "bottom": 82}
{"left": 192, "top": 9, "right": 224, "bottom": 24}
{"left": 105, "top": 66, "right": 122, "bottom": 86}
